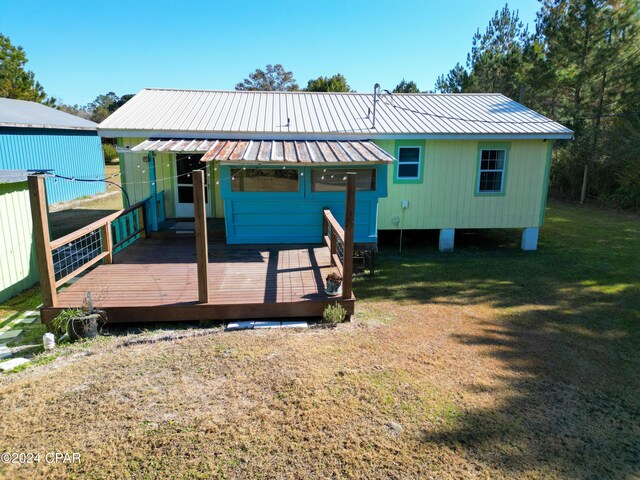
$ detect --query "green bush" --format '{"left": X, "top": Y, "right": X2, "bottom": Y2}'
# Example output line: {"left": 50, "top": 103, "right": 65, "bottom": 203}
{"left": 50, "top": 308, "right": 83, "bottom": 337}
{"left": 322, "top": 302, "right": 346, "bottom": 324}
{"left": 102, "top": 143, "right": 118, "bottom": 163}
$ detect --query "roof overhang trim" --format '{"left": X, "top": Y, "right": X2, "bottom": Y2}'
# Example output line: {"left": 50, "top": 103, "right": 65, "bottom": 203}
{"left": 130, "top": 139, "right": 395, "bottom": 164}
{"left": 100, "top": 129, "right": 574, "bottom": 141}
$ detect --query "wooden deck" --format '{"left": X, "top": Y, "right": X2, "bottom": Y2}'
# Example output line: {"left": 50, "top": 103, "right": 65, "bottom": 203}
{"left": 41, "top": 238, "right": 354, "bottom": 324}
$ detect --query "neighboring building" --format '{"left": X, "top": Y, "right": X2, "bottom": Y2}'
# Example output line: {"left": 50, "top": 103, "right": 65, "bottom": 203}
{"left": 99, "top": 88, "right": 572, "bottom": 251}
{"left": 0, "top": 170, "right": 37, "bottom": 302}
{"left": 0, "top": 97, "right": 105, "bottom": 204}
{"left": 0, "top": 99, "right": 106, "bottom": 301}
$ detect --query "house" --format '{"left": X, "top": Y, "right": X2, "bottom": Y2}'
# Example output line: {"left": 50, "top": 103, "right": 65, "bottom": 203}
{"left": 30, "top": 88, "right": 573, "bottom": 324}
{"left": 99, "top": 88, "right": 572, "bottom": 251}
{"left": 0, "top": 98, "right": 106, "bottom": 302}
{"left": 0, "top": 97, "right": 105, "bottom": 204}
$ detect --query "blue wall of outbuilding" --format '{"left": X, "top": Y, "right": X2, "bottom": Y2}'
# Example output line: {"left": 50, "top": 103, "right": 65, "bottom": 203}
{"left": 0, "top": 127, "right": 105, "bottom": 204}
{"left": 220, "top": 165, "right": 387, "bottom": 245}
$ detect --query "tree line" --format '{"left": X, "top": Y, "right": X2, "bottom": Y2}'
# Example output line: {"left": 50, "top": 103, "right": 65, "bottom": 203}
{"left": 3, "top": 0, "right": 638, "bottom": 209}
{"left": 435, "top": 1, "right": 640, "bottom": 209}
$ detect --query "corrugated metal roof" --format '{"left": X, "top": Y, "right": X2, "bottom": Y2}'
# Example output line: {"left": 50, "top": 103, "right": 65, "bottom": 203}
{"left": 0, "top": 169, "right": 51, "bottom": 184}
{"left": 131, "top": 139, "right": 394, "bottom": 164}
{"left": 0, "top": 98, "right": 97, "bottom": 130}
{"left": 100, "top": 88, "right": 573, "bottom": 139}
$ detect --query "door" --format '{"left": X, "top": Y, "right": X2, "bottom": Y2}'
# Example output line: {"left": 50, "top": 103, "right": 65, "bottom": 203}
{"left": 175, "top": 154, "right": 211, "bottom": 217}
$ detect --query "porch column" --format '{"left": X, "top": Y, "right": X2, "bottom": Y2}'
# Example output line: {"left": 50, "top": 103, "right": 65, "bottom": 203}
{"left": 147, "top": 151, "right": 158, "bottom": 232}
{"left": 193, "top": 170, "right": 209, "bottom": 303}
{"left": 342, "top": 172, "right": 356, "bottom": 300}
{"left": 27, "top": 175, "right": 57, "bottom": 307}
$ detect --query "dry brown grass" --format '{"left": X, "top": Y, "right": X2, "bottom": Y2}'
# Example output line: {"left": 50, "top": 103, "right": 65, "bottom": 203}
{"left": 0, "top": 302, "right": 637, "bottom": 479}
{"left": 0, "top": 201, "right": 638, "bottom": 479}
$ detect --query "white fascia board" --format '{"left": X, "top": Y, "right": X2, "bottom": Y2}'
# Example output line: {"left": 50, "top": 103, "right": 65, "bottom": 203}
{"left": 1, "top": 122, "right": 97, "bottom": 131}
{"left": 98, "top": 129, "right": 573, "bottom": 141}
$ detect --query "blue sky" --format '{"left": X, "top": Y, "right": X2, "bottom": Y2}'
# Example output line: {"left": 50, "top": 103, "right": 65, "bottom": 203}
{"left": 1, "top": 0, "right": 540, "bottom": 105}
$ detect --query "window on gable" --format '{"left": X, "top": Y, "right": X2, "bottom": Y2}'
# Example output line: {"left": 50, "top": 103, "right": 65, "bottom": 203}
{"left": 397, "top": 147, "right": 421, "bottom": 180}
{"left": 478, "top": 149, "right": 506, "bottom": 193}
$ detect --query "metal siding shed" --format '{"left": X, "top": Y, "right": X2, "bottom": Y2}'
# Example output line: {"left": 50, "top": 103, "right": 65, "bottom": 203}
{"left": 0, "top": 98, "right": 106, "bottom": 204}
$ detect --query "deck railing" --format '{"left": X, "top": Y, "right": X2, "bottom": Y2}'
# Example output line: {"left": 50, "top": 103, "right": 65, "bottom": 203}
{"left": 28, "top": 175, "right": 164, "bottom": 308}
{"left": 323, "top": 209, "right": 345, "bottom": 274}
{"left": 322, "top": 172, "right": 356, "bottom": 299}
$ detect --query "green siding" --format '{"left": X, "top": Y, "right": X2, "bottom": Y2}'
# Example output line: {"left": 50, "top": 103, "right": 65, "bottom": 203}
{"left": 375, "top": 139, "right": 550, "bottom": 229}
{"left": 117, "top": 137, "right": 223, "bottom": 218}
{"left": 0, "top": 182, "right": 38, "bottom": 302}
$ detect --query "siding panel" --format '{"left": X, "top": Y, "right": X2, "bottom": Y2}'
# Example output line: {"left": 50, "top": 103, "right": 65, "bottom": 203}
{"left": 376, "top": 139, "right": 549, "bottom": 230}
{"left": 0, "top": 128, "right": 105, "bottom": 204}
{"left": 0, "top": 182, "right": 38, "bottom": 302}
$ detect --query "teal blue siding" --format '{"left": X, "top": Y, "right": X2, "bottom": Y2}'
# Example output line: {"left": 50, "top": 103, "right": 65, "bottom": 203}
{"left": 0, "top": 127, "right": 105, "bottom": 204}
{"left": 221, "top": 165, "right": 388, "bottom": 244}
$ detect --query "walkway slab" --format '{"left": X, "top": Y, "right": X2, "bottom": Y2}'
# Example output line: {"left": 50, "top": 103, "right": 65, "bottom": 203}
{"left": 226, "top": 321, "right": 254, "bottom": 331}
{"left": 18, "top": 317, "right": 39, "bottom": 325}
{"left": 0, "top": 330, "right": 23, "bottom": 341}
{"left": 0, "top": 345, "right": 11, "bottom": 360}
{"left": 0, "top": 357, "right": 29, "bottom": 371}
{"left": 281, "top": 321, "right": 308, "bottom": 329}
{"left": 253, "top": 321, "right": 282, "bottom": 329}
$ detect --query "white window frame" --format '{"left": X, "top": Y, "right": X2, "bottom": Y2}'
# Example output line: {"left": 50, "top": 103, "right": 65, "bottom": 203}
{"left": 477, "top": 149, "right": 507, "bottom": 194}
{"left": 396, "top": 146, "right": 422, "bottom": 181}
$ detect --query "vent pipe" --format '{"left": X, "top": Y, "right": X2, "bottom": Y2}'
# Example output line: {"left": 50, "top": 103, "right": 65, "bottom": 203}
{"left": 372, "top": 83, "right": 380, "bottom": 129}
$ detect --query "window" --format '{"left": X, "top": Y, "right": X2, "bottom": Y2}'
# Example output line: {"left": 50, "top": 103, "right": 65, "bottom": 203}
{"left": 230, "top": 168, "right": 299, "bottom": 192}
{"left": 311, "top": 169, "right": 376, "bottom": 192}
{"left": 397, "top": 147, "right": 421, "bottom": 180}
{"left": 478, "top": 149, "right": 506, "bottom": 193}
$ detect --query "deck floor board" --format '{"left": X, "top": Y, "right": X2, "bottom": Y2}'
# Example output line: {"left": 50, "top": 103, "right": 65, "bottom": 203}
{"left": 45, "top": 238, "right": 351, "bottom": 323}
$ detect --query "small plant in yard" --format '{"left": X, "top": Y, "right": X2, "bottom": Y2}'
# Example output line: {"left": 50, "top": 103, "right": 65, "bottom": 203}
{"left": 325, "top": 271, "right": 343, "bottom": 296}
{"left": 322, "top": 302, "right": 346, "bottom": 325}
{"left": 50, "top": 292, "right": 107, "bottom": 342}
{"left": 50, "top": 308, "right": 84, "bottom": 337}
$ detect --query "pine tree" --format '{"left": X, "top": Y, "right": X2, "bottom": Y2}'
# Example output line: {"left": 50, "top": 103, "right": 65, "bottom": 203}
{"left": 0, "top": 34, "right": 55, "bottom": 105}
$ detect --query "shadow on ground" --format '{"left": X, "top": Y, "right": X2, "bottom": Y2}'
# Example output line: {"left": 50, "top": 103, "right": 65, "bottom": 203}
{"left": 356, "top": 202, "right": 640, "bottom": 478}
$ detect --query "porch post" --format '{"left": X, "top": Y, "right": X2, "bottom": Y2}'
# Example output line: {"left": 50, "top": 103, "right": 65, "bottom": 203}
{"left": 342, "top": 172, "right": 356, "bottom": 300}
{"left": 193, "top": 170, "right": 209, "bottom": 303}
{"left": 27, "top": 175, "right": 57, "bottom": 307}
{"left": 147, "top": 151, "right": 158, "bottom": 232}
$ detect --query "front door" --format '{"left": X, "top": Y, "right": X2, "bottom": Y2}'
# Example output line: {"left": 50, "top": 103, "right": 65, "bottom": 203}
{"left": 175, "top": 154, "right": 211, "bottom": 217}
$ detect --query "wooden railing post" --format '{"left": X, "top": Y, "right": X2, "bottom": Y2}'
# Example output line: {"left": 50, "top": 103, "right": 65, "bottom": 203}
{"left": 342, "top": 172, "right": 356, "bottom": 299}
{"left": 101, "top": 223, "right": 113, "bottom": 264}
{"left": 193, "top": 170, "right": 209, "bottom": 303}
{"left": 27, "top": 175, "right": 57, "bottom": 307}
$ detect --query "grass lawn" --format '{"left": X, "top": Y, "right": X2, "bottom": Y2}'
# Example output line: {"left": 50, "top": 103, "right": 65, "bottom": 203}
{"left": 0, "top": 200, "right": 638, "bottom": 479}
{"left": 48, "top": 162, "right": 124, "bottom": 239}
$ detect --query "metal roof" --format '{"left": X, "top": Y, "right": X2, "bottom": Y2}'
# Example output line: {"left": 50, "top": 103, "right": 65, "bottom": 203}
{"left": 130, "top": 139, "right": 394, "bottom": 164}
{"left": 0, "top": 169, "right": 51, "bottom": 184}
{"left": 99, "top": 88, "right": 573, "bottom": 140}
{"left": 0, "top": 97, "right": 97, "bottom": 131}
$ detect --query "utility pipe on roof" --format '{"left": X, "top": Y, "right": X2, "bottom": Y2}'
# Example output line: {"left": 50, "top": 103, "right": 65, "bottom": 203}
{"left": 372, "top": 83, "right": 380, "bottom": 130}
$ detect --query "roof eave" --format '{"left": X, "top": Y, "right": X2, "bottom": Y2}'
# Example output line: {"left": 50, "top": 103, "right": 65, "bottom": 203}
{"left": 1, "top": 122, "right": 97, "bottom": 131}
{"left": 99, "top": 128, "right": 574, "bottom": 141}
